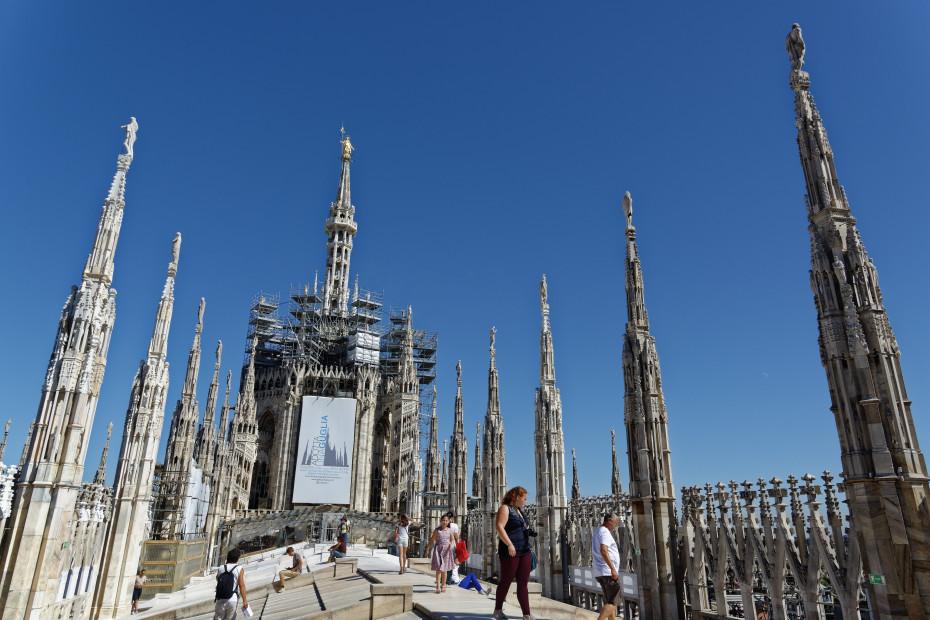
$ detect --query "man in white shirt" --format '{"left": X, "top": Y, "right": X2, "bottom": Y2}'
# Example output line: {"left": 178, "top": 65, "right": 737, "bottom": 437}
{"left": 592, "top": 512, "right": 621, "bottom": 620}
{"left": 214, "top": 548, "right": 249, "bottom": 620}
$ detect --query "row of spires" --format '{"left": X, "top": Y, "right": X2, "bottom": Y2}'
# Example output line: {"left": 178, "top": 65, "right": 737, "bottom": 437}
{"left": 423, "top": 274, "right": 626, "bottom": 502}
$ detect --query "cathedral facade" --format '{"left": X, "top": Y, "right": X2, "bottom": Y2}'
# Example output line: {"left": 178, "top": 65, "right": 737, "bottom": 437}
{"left": 221, "top": 133, "right": 434, "bottom": 521}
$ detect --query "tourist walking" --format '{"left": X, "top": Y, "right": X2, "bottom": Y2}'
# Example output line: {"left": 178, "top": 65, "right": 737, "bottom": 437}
{"left": 131, "top": 569, "right": 146, "bottom": 614}
{"left": 426, "top": 514, "right": 458, "bottom": 594}
{"left": 276, "top": 546, "right": 304, "bottom": 591}
{"left": 394, "top": 513, "right": 410, "bottom": 574}
{"left": 593, "top": 512, "right": 621, "bottom": 620}
{"left": 493, "top": 486, "right": 534, "bottom": 620}
{"left": 214, "top": 548, "right": 249, "bottom": 620}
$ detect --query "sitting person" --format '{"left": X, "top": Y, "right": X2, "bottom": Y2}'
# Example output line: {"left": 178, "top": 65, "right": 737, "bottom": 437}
{"left": 276, "top": 547, "right": 304, "bottom": 591}
{"left": 328, "top": 537, "right": 347, "bottom": 562}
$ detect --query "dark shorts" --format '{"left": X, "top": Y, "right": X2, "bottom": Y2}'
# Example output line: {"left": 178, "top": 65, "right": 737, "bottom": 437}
{"left": 132, "top": 587, "right": 142, "bottom": 601}
{"left": 596, "top": 576, "right": 621, "bottom": 604}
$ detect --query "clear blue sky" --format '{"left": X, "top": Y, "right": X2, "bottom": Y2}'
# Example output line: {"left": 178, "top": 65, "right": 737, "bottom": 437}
{"left": 1, "top": 2, "right": 928, "bottom": 500}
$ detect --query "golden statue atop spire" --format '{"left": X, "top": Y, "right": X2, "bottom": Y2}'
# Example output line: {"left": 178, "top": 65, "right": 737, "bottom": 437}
{"left": 340, "top": 125, "right": 354, "bottom": 161}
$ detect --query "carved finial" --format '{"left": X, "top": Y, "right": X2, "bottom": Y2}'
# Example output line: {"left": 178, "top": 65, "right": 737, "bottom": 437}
{"left": 821, "top": 470, "right": 840, "bottom": 516}
{"left": 787, "top": 474, "right": 803, "bottom": 513}
{"left": 313, "top": 270, "right": 319, "bottom": 295}
{"left": 740, "top": 480, "right": 757, "bottom": 509}
{"left": 769, "top": 477, "right": 786, "bottom": 505}
{"left": 94, "top": 422, "right": 114, "bottom": 485}
{"left": 121, "top": 117, "right": 139, "bottom": 158}
{"left": 18, "top": 422, "right": 34, "bottom": 469}
{"left": 456, "top": 360, "right": 462, "bottom": 387}
{"left": 801, "top": 473, "right": 819, "bottom": 505}
{"left": 623, "top": 191, "right": 634, "bottom": 230}
{"left": 215, "top": 339, "right": 223, "bottom": 361}
{"left": 786, "top": 23, "right": 806, "bottom": 72}
{"left": 489, "top": 326, "right": 497, "bottom": 362}
{"left": 0, "top": 419, "right": 10, "bottom": 462}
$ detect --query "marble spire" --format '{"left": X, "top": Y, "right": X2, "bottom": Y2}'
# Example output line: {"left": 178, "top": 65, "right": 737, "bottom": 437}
{"left": 448, "top": 361, "right": 468, "bottom": 522}
{"left": 425, "top": 386, "right": 441, "bottom": 489}
{"left": 533, "top": 275, "right": 567, "bottom": 599}
{"left": 482, "top": 327, "right": 507, "bottom": 578}
{"left": 786, "top": 24, "right": 930, "bottom": 617}
{"left": 195, "top": 340, "right": 223, "bottom": 477}
{"left": 218, "top": 370, "right": 232, "bottom": 444}
{"left": 571, "top": 448, "right": 580, "bottom": 502}
{"left": 423, "top": 386, "right": 442, "bottom": 526}
{"left": 0, "top": 119, "right": 138, "bottom": 618}
{"left": 322, "top": 129, "right": 359, "bottom": 315}
{"left": 229, "top": 334, "right": 258, "bottom": 515}
{"left": 93, "top": 422, "right": 114, "bottom": 486}
{"left": 83, "top": 117, "right": 138, "bottom": 286}
{"left": 621, "top": 191, "right": 681, "bottom": 619}
{"left": 17, "top": 422, "right": 33, "bottom": 470}
{"left": 440, "top": 440, "right": 448, "bottom": 494}
{"left": 472, "top": 422, "right": 483, "bottom": 500}
{"left": 103, "top": 235, "right": 180, "bottom": 587}
{"left": 610, "top": 429, "right": 622, "bottom": 495}
{"left": 157, "top": 298, "right": 206, "bottom": 538}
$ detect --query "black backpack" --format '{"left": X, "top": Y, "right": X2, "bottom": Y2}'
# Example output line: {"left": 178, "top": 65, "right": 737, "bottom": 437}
{"left": 216, "top": 564, "right": 239, "bottom": 600}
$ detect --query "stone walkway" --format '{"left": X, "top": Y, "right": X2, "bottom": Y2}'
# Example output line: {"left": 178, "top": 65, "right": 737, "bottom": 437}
{"left": 357, "top": 557, "right": 557, "bottom": 620}
{"left": 131, "top": 544, "right": 591, "bottom": 619}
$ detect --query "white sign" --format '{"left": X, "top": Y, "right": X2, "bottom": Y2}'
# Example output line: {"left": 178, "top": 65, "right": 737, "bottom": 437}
{"left": 293, "top": 396, "right": 357, "bottom": 504}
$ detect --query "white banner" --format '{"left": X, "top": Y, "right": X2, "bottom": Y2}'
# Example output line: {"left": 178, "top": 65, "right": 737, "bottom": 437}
{"left": 293, "top": 396, "right": 357, "bottom": 505}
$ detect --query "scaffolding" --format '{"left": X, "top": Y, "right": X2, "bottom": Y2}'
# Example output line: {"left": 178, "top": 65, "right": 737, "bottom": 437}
{"left": 246, "top": 293, "right": 292, "bottom": 368}
{"left": 379, "top": 307, "right": 438, "bottom": 385}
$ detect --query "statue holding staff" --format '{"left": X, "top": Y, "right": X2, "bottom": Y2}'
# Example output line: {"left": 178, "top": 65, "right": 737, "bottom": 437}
{"left": 121, "top": 116, "right": 139, "bottom": 158}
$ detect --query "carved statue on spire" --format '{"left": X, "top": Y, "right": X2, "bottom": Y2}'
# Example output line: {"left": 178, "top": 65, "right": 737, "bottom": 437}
{"left": 540, "top": 274, "right": 548, "bottom": 309}
{"left": 623, "top": 191, "right": 634, "bottom": 230}
{"left": 121, "top": 117, "right": 139, "bottom": 158}
{"left": 171, "top": 232, "right": 182, "bottom": 266}
{"left": 786, "top": 23, "right": 805, "bottom": 71}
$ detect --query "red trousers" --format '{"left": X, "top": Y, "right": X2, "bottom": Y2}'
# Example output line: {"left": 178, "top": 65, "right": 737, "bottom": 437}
{"left": 494, "top": 552, "right": 532, "bottom": 615}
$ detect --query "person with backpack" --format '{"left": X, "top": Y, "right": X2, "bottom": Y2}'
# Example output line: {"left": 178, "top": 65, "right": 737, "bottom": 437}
{"left": 215, "top": 548, "right": 249, "bottom": 620}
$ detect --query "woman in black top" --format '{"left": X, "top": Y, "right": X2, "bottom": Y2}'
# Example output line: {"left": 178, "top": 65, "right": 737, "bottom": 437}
{"left": 493, "top": 486, "right": 533, "bottom": 620}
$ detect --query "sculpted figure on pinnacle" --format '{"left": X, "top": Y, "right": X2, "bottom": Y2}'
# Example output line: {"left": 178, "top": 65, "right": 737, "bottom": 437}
{"left": 121, "top": 117, "right": 139, "bottom": 158}
{"left": 786, "top": 23, "right": 805, "bottom": 71}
